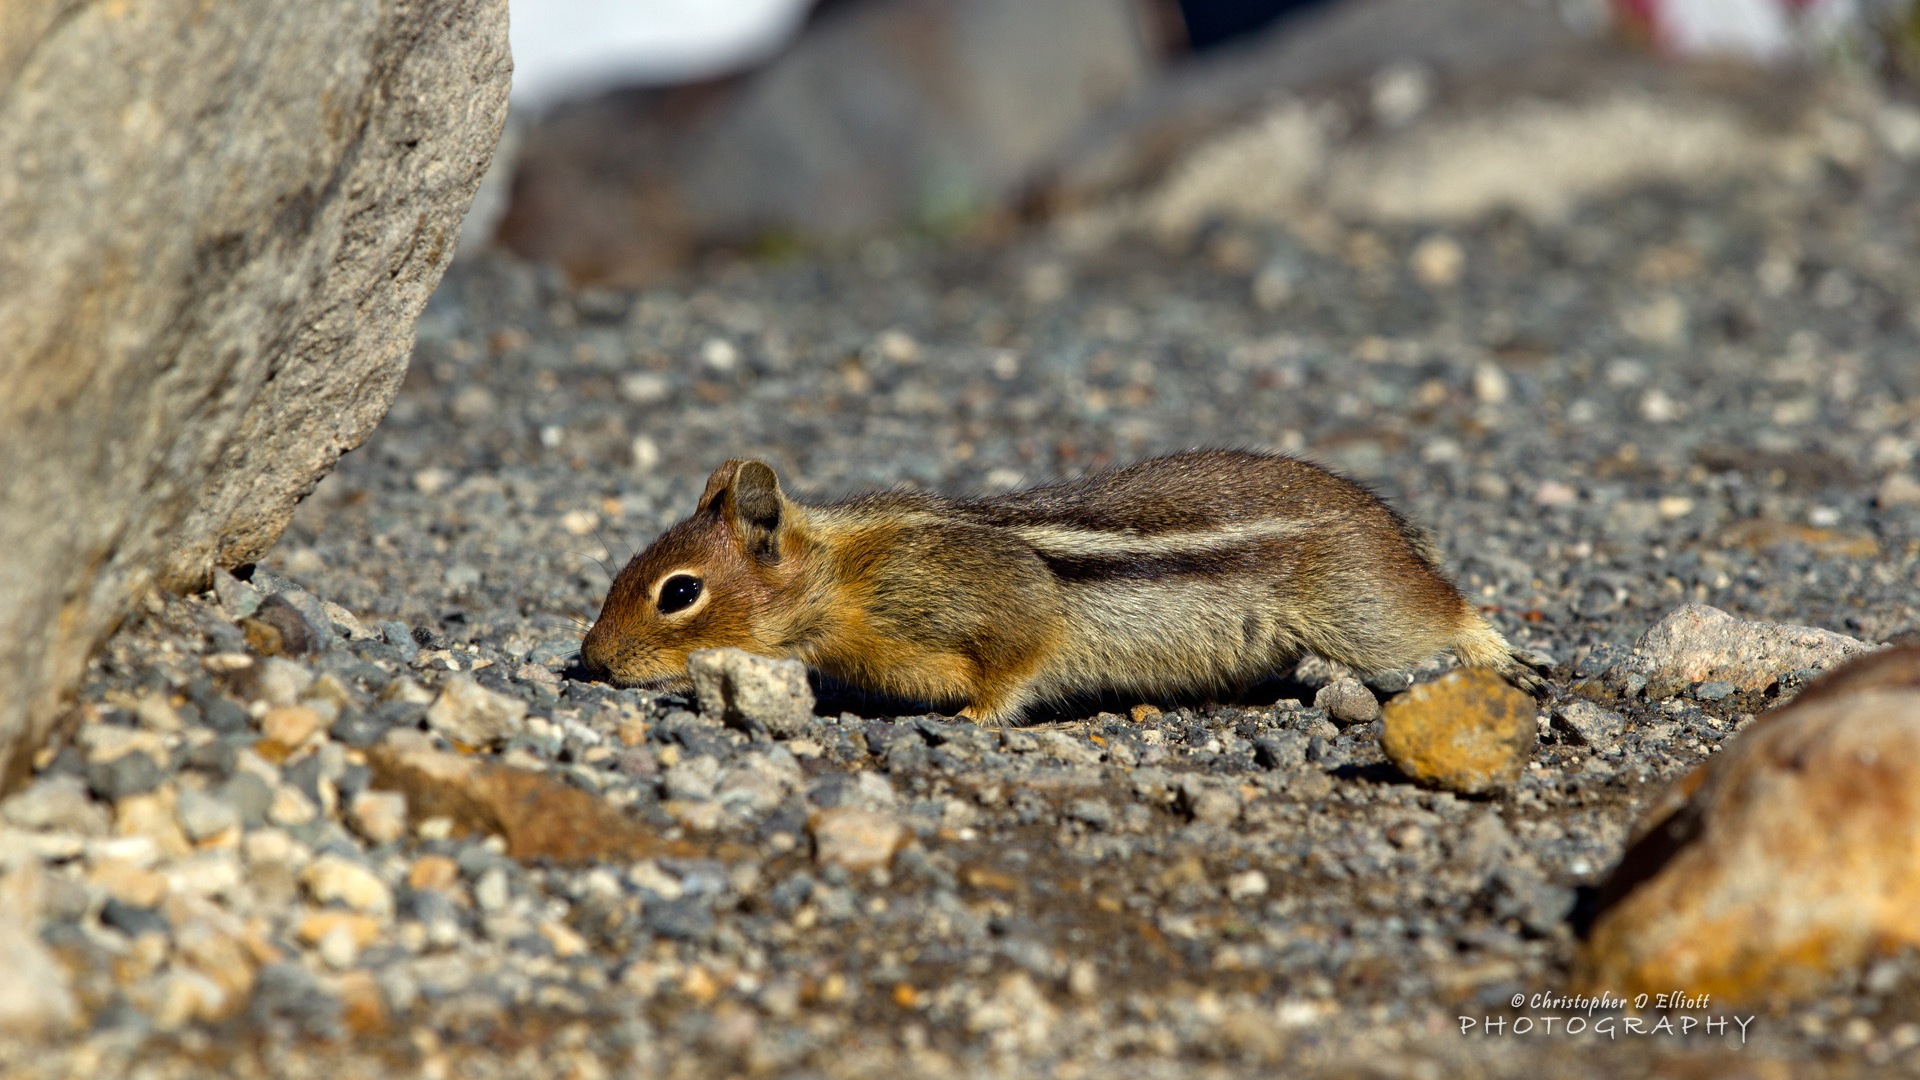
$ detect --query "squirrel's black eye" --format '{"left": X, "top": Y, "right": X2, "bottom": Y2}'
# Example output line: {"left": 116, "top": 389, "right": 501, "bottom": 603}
{"left": 657, "top": 574, "right": 703, "bottom": 615}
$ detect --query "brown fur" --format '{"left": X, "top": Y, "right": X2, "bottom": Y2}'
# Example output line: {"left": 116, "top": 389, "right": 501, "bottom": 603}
{"left": 580, "top": 450, "right": 1541, "bottom": 723}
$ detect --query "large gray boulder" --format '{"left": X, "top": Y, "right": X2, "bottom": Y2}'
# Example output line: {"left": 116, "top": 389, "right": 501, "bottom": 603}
{"left": 0, "top": 0, "right": 510, "bottom": 790}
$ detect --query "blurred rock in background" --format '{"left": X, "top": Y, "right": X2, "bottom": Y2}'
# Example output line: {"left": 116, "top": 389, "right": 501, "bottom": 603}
{"left": 496, "top": 0, "right": 1157, "bottom": 284}
{"left": 1026, "top": 0, "right": 1584, "bottom": 221}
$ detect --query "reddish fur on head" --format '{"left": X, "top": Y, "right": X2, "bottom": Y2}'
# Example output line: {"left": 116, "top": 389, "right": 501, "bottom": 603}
{"left": 580, "top": 460, "right": 792, "bottom": 690}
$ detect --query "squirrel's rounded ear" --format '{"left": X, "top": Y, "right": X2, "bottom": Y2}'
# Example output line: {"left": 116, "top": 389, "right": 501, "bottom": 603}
{"left": 731, "top": 461, "right": 783, "bottom": 529}
{"left": 703, "top": 459, "right": 784, "bottom": 560}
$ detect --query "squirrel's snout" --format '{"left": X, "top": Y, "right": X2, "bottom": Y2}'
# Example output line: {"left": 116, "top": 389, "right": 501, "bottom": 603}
{"left": 579, "top": 623, "right": 614, "bottom": 682}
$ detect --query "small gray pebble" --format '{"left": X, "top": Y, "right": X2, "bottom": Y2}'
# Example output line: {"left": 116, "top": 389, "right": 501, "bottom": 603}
{"left": 474, "top": 866, "right": 511, "bottom": 913}
{"left": 183, "top": 739, "right": 237, "bottom": 779}
{"left": 220, "top": 771, "right": 274, "bottom": 828}
{"left": 42, "top": 746, "right": 87, "bottom": 779}
{"left": 425, "top": 674, "right": 528, "bottom": 745}
{"left": 1305, "top": 735, "right": 1333, "bottom": 764}
{"left": 202, "top": 621, "right": 250, "bottom": 655}
{"left": 350, "top": 639, "right": 409, "bottom": 671}
{"left": 87, "top": 752, "right": 163, "bottom": 801}
{"left": 371, "top": 700, "right": 428, "bottom": 730}
{"left": 1175, "top": 776, "right": 1239, "bottom": 824}
{"left": 281, "top": 589, "right": 339, "bottom": 645}
{"left": 382, "top": 621, "right": 420, "bottom": 663}
{"left": 330, "top": 709, "right": 388, "bottom": 747}
{"left": 187, "top": 684, "right": 251, "bottom": 734}
{"left": 509, "top": 933, "right": 553, "bottom": 958}
{"left": 1066, "top": 798, "right": 1115, "bottom": 830}
{"left": 284, "top": 754, "right": 325, "bottom": 806}
{"left": 37, "top": 875, "right": 94, "bottom": 923}
{"left": 1, "top": 773, "right": 109, "bottom": 834}
{"left": 212, "top": 567, "right": 262, "bottom": 620}
{"left": 1574, "top": 643, "right": 1629, "bottom": 679}
{"left": 1550, "top": 701, "right": 1626, "bottom": 751}
{"left": 1693, "top": 680, "right": 1737, "bottom": 701}
{"left": 249, "top": 961, "right": 342, "bottom": 1037}
{"left": 767, "top": 874, "right": 813, "bottom": 916}
{"left": 527, "top": 640, "right": 578, "bottom": 667}
{"left": 101, "top": 898, "right": 168, "bottom": 937}
{"left": 1253, "top": 732, "right": 1308, "bottom": 770}
{"left": 456, "top": 844, "right": 513, "bottom": 881}
{"left": 407, "top": 889, "right": 464, "bottom": 926}
{"left": 174, "top": 786, "right": 239, "bottom": 841}
{"left": 643, "top": 898, "right": 714, "bottom": 941}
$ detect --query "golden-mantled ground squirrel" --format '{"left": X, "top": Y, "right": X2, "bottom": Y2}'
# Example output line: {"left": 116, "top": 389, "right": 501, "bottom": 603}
{"left": 581, "top": 450, "right": 1542, "bottom": 723}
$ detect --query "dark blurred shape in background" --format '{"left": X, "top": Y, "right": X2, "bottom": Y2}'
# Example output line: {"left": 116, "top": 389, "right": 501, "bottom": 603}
{"left": 1178, "top": 0, "right": 1338, "bottom": 50}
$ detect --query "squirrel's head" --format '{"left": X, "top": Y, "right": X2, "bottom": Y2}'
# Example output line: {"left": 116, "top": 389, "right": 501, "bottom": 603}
{"left": 581, "top": 459, "right": 794, "bottom": 690}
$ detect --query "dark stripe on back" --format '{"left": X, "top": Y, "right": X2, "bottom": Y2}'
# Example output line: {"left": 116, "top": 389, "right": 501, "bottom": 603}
{"left": 1039, "top": 545, "right": 1278, "bottom": 583}
{"left": 827, "top": 450, "right": 1357, "bottom": 537}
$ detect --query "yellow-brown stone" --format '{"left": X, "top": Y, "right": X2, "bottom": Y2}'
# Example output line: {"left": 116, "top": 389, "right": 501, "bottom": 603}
{"left": 295, "top": 910, "right": 383, "bottom": 950}
{"left": 335, "top": 969, "right": 391, "bottom": 1036}
{"left": 258, "top": 704, "right": 324, "bottom": 750}
{"left": 406, "top": 854, "right": 461, "bottom": 892}
{"left": 1378, "top": 668, "right": 1536, "bottom": 795}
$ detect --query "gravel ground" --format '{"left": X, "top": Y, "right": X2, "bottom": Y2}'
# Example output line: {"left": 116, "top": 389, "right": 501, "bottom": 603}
{"left": 7, "top": 70, "right": 1920, "bottom": 1078}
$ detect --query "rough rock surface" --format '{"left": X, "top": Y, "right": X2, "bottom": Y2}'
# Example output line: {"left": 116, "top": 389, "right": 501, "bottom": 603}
{"left": 1619, "top": 603, "right": 1876, "bottom": 697}
{"left": 0, "top": 0, "right": 511, "bottom": 792}
{"left": 1581, "top": 645, "right": 1920, "bottom": 1004}
{"left": 688, "top": 647, "right": 816, "bottom": 737}
{"left": 1379, "top": 668, "right": 1537, "bottom": 794}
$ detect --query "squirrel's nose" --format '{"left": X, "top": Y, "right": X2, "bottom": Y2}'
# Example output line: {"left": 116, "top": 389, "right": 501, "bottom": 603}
{"left": 579, "top": 623, "right": 611, "bottom": 681}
